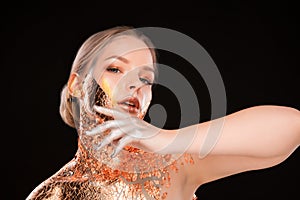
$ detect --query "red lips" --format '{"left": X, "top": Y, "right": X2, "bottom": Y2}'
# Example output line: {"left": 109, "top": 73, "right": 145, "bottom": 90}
{"left": 117, "top": 97, "right": 140, "bottom": 114}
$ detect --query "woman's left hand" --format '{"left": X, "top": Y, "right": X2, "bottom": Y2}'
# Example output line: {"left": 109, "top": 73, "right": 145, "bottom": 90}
{"left": 86, "top": 105, "right": 168, "bottom": 157}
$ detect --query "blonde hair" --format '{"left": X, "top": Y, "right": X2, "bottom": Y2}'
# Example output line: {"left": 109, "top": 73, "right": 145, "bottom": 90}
{"left": 59, "top": 26, "right": 157, "bottom": 128}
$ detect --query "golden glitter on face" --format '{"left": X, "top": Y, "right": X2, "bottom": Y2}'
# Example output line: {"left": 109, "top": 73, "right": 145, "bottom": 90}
{"left": 100, "top": 78, "right": 114, "bottom": 105}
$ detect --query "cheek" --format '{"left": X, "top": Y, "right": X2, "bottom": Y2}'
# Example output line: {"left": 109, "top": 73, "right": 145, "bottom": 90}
{"left": 140, "top": 87, "right": 152, "bottom": 107}
{"left": 145, "top": 87, "right": 152, "bottom": 101}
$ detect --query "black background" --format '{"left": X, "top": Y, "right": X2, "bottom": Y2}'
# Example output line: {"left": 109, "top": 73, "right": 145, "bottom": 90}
{"left": 2, "top": 1, "right": 299, "bottom": 199}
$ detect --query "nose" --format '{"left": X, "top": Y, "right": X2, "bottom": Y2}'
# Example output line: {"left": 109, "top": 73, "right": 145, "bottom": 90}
{"left": 123, "top": 70, "right": 144, "bottom": 92}
{"left": 129, "top": 85, "right": 136, "bottom": 90}
{"left": 127, "top": 78, "right": 143, "bottom": 91}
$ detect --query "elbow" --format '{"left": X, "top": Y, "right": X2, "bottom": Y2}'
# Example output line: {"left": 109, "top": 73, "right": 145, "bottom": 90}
{"left": 256, "top": 105, "right": 300, "bottom": 155}
{"left": 284, "top": 106, "right": 300, "bottom": 141}
{"left": 257, "top": 105, "right": 300, "bottom": 127}
{"left": 292, "top": 107, "right": 300, "bottom": 145}
{"left": 277, "top": 105, "right": 300, "bottom": 154}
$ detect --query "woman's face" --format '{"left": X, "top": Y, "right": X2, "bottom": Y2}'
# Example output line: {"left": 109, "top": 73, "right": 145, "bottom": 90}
{"left": 93, "top": 35, "right": 155, "bottom": 118}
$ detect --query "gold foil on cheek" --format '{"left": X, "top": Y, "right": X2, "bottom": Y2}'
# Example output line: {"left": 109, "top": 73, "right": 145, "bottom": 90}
{"left": 100, "top": 78, "right": 111, "bottom": 96}
{"left": 100, "top": 78, "right": 117, "bottom": 106}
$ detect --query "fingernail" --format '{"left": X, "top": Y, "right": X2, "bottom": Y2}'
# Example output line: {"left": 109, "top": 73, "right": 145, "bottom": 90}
{"left": 85, "top": 130, "right": 94, "bottom": 135}
{"left": 110, "top": 150, "right": 116, "bottom": 158}
{"left": 93, "top": 105, "right": 103, "bottom": 110}
{"left": 96, "top": 142, "right": 104, "bottom": 150}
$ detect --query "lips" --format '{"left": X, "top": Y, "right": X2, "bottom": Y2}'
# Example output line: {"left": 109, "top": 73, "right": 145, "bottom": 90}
{"left": 117, "top": 97, "right": 140, "bottom": 114}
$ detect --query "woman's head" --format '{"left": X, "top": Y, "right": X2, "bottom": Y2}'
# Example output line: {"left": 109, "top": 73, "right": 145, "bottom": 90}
{"left": 60, "top": 26, "right": 157, "bottom": 128}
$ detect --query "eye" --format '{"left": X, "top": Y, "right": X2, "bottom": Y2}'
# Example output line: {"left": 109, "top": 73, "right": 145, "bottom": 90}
{"left": 106, "top": 67, "right": 121, "bottom": 73}
{"left": 140, "top": 77, "right": 153, "bottom": 85}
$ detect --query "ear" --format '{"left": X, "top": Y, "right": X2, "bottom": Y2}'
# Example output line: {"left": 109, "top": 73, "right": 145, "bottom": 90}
{"left": 67, "top": 73, "right": 83, "bottom": 98}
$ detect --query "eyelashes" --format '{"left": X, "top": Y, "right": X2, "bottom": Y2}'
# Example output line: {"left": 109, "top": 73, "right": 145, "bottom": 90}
{"left": 139, "top": 77, "right": 153, "bottom": 85}
{"left": 106, "top": 67, "right": 121, "bottom": 73}
{"left": 106, "top": 66, "right": 154, "bottom": 86}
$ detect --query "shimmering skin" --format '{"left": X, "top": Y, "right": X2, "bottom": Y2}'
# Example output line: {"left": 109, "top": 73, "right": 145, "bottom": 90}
{"left": 27, "top": 83, "right": 198, "bottom": 200}
{"left": 27, "top": 139, "right": 197, "bottom": 200}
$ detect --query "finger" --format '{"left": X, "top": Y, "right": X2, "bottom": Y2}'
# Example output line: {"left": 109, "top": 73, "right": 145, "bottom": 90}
{"left": 93, "top": 106, "right": 128, "bottom": 119}
{"left": 95, "top": 129, "right": 124, "bottom": 150}
{"left": 111, "top": 136, "right": 135, "bottom": 158}
{"left": 86, "top": 120, "right": 127, "bottom": 136}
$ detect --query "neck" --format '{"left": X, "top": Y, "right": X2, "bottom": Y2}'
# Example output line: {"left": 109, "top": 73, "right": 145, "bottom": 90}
{"left": 75, "top": 138, "right": 95, "bottom": 161}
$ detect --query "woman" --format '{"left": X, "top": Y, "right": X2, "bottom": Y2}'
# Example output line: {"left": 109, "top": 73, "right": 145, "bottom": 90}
{"left": 26, "top": 26, "right": 300, "bottom": 200}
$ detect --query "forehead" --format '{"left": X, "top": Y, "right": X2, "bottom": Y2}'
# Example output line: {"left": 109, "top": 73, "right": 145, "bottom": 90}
{"left": 91, "top": 35, "right": 155, "bottom": 80}
{"left": 100, "top": 35, "right": 152, "bottom": 59}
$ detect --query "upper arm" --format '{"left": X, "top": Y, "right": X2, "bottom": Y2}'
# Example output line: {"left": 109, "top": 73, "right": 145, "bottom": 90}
{"left": 189, "top": 105, "right": 300, "bottom": 158}
{"left": 185, "top": 105, "right": 300, "bottom": 186}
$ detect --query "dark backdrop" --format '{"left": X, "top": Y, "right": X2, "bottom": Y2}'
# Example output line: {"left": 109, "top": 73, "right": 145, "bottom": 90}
{"left": 2, "top": 1, "right": 299, "bottom": 199}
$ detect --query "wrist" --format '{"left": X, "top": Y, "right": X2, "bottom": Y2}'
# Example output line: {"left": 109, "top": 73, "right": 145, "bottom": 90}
{"left": 151, "top": 129, "right": 177, "bottom": 154}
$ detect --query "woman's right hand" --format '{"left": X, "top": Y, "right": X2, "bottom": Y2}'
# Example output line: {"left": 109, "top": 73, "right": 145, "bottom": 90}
{"left": 85, "top": 105, "right": 173, "bottom": 157}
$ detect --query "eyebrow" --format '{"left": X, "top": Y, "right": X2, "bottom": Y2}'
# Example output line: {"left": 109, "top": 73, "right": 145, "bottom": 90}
{"left": 105, "top": 56, "right": 130, "bottom": 64}
{"left": 105, "top": 55, "right": 155, "bottom": 73}
{"left": 141, "top": 66, "right": 155, "bottom": 73}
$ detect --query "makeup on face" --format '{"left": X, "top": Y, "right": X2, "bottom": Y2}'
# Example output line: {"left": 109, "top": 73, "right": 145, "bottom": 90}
{"left": 106, "top": 65, "right": 154, "bottom": 116}
{"left": 92, "top": 36, "right": 155, "bottom": 117}
{"left": 100, "top": 77, "right": 114, "bottom": 105}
